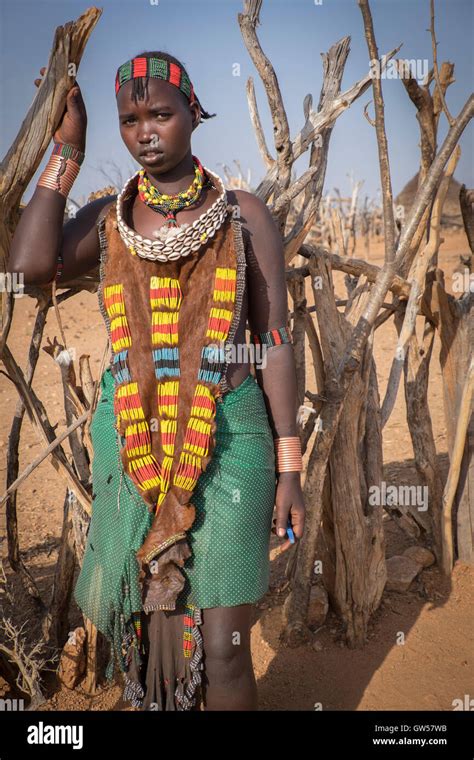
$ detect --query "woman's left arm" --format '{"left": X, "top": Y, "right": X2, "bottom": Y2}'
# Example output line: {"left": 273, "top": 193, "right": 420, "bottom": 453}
{"left": 237, "top": 191, "right": 305, "bottom": 553}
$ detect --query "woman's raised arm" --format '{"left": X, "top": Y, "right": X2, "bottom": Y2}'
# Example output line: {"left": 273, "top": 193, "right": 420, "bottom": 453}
{"left": 7, "top": 68, "right": 114, "bottom": 285}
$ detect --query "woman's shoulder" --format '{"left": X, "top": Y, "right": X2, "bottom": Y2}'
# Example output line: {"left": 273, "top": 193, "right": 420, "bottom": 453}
{"left": 228, "top": 189, "right": 284, "bottom": 278}
{"left": 229, "top": 189, "right": 279, "bottom": 251}
{"left": 93, "top": 194, "right": 118, "bottom": 225}
{"left": 230, "top": 189, "right": 266, "bottom": 218}
{"left": 231, "top": 189, "right": 276, "bottom": 233}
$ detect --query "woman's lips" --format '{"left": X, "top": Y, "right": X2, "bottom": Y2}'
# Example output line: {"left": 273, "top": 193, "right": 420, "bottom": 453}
{"left": 140, "top": 150, "right": 163, "bottom": 164}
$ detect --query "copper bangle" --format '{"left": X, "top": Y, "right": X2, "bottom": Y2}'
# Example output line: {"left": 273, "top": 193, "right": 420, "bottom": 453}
{"left": 275, "top": 436, "right": 303, "bottom": 473}
{"left": 37, "top": 143, "right": 84, "bottom": 198}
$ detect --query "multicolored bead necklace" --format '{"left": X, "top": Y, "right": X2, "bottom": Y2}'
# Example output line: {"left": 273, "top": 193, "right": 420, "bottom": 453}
{"left": 137, "top": 155, "right": 212, "bottom": 227}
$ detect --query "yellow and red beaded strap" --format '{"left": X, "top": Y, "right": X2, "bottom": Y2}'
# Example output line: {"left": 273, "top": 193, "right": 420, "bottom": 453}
{"left": 173, "top": 266, "right": 237, "bottom": 493}
{"left": 103, "top": 283, "right": 163, "bottom": 495}
{"left": 101, "top": 268, "right": 237, "bottom": 517}
{"left": 149, "top": 275, "right": 183, "bottom": 511}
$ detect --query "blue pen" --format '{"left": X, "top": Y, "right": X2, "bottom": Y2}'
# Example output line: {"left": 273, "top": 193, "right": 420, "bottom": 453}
{"left": 286, "top": 518, "right": 295, "bottom": 543}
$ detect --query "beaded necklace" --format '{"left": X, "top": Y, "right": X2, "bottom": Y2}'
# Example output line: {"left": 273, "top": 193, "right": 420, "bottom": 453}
{"left": 137, "top": 155, "right": 212, "bottom": 228}
{"left": 116, "top": 165, "right": 229, "bottom": 262}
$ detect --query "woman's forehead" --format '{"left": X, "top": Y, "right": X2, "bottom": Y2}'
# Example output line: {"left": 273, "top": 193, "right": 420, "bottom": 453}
{"left": 116, "top": 78, "right": 184, "bottom": 109}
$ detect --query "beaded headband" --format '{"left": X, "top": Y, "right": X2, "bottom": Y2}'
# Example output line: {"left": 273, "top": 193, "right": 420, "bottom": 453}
{"left": 115, "top": 56, "right": 196, "bottom": 104}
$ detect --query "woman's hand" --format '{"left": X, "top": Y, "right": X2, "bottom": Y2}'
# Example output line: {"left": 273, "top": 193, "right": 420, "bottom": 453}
{"left": 34, "top": 66, "right": 87, "bottom": 152}
{"left": 271, "top": 471, "right": 305, "bottom": 553}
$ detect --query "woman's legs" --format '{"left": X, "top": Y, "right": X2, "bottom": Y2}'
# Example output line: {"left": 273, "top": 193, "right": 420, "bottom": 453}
{"left": 199, "top": 604, "right": 258, "bottom": 710}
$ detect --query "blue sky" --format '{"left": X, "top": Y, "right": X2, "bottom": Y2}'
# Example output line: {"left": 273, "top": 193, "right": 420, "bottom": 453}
{"left": 1, "top": 0, "right": 472, "bottom": 206}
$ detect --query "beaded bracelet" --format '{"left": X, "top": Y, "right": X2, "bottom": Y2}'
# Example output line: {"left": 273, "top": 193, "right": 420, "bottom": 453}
{"left": 252, "top": 324, "right": 293, "bottom": 347}
{"left": 37, "top": 141, "right": 85, "bottom": 198}
{"left": 275, "top": 436, "right": 303, "bottom": 473}
{"left": 54, "top": 251, "right": 64, "bottom": 282}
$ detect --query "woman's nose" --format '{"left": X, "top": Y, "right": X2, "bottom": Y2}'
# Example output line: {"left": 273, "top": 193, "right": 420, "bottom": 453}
{"left": 137, "top": 122, "right": 157, "bottom": 143}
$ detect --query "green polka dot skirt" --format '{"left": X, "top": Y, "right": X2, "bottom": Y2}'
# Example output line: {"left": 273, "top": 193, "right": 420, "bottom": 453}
{"left": 73, "top": 368, "right": 276, "bottom": 681}
{"left": 178, "top": 371, "right": 277, "bottom": 608}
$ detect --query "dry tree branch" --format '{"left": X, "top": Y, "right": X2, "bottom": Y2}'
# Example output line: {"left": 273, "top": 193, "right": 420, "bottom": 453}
{"left": 396, "top": 59, "right": 436, "bottom": 179}
{"left": 0, "top": 7, "right": 102, "bottom": 354}
{"left": 459, "top": 185, "right": 474, "bottom": 256}
{"left": 4, "top": 302, "right": 51, "bottom": 609}
{"left": 0, "top": 410, "right": 90, "bottom": 508}
{"left": 363, "top": 100, "right": 376, "bottom": 127}
{"left": 253, "top": 40, "right": 401, "bottom": 205}
{"left": 358, "top": 0, "right": 397, "bottom": 261}
{"left": 0, "top": 618, "right": 54, "bottom": 708}
{"left": 395, "top": 95, "right": 473, "bottom": 271}
{"left": 283, "top": 37, "right": 352, "bottom": 263}
{"left": 289, "top": 45, "right": 400, "bottom": 166}
{"left": 430, "top": 0, "right": 455, "bottom": 127}
{"left": 246, "top": 76, "right": 275, "bottom": 169}
{"left": 441, "top": 356, "right": 474, "bottom": 574}
{"left": 1, "top": 343, "right": 92, "bottom": 515}
{"left": 295, "top": 245, "right": 412, "bottom": 298}
{"left": 271, "top": 165, "right": 319, "bottom": 215}
{"left": 380, "top": 145, "right": 460, "bottom": 428}
{"left": 284, "top": 91, "right": 473, "bottom": 640}
{"left": 239, "top": 0, "right": 293, "bottom": 230}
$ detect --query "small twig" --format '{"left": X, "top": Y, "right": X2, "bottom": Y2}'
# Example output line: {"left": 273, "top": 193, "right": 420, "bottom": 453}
{"left": 363, "top": 100, "right": 376, "bottom": 127}
{"left": 0, "top": 410, "right": 90, "bottom": 508}
{"left": 271, "top": 166, "right": 319, "bottom": 216}
{"left": 358, "top": 0, "right": 397, "bottom": 262}
{"left": 429, "top": 0, "right": 455, "bottom": 127}
{"left": 246, "top": 77, "right": 275, "bottom": 169}
{"left": 51, "top": 278, "right": 68, "bottom": 349}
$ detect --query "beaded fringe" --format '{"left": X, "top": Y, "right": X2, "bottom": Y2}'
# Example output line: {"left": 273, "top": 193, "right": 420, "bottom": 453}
{"left": 175, "top": 605, "right": 204, "bottom": 710}
{"left": 123, "top": 673, "right": 145, "bottom": 708}
{"left": 120, "top": 605, "right": 204, "bottom": 711}
{"left": 217, "top": 205, "right": 247, "bottom": 399}
{"left": 97, "top": 212, "right": 114, "bottom": 372}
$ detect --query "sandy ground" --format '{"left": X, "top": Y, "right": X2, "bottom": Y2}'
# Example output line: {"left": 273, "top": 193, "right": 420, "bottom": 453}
{"left": 0, "top": 229, "right": 472, "bottom": 711}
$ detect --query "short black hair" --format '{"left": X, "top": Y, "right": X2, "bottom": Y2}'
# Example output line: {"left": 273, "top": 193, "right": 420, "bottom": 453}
{"left": 127, "top": 50, "right": 216, "bottom": 122}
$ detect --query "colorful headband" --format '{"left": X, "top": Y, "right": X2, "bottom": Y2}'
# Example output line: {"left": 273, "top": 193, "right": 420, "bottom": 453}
{"left": 115, "top": 56, "right": 196, "bottom": 104}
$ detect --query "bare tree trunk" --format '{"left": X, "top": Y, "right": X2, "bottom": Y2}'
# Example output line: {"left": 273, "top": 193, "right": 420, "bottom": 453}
{"left": 430, "top": 280, "right": 474, "bottom": 566}
{"left": 41, "top": 492, "right": 77, "bottom": 649}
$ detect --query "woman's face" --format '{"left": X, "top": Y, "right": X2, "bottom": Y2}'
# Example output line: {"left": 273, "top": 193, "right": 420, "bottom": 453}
{"left": 116, "top": 77, "right": 200, "bottom": 173}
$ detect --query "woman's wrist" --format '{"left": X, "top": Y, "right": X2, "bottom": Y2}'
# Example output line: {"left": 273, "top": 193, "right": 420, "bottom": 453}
{"left": 277, "top": 470, "right": 301, "bottom": 481}
{"left": 274, "top": 435, "right": 302, "bottom": 474}
{"left": 37, "top": 141, "right": 85, "bottom": 198}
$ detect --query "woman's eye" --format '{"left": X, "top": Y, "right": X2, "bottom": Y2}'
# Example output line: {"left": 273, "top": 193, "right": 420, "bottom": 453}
{"left": 121, "top": 113, "right": 169, "bottom": 125}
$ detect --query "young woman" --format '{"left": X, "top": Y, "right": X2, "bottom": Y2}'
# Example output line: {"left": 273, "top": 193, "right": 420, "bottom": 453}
{"left": 8, "top": 51, "right": 305, "bottom": 711}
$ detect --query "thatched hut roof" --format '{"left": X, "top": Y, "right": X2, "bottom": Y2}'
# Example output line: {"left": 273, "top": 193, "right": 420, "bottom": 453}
{"left": 396, "top": 173, "right": 464, "bottom": 227}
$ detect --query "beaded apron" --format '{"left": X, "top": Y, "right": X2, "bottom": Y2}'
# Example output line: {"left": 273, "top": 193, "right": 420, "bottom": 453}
{"left": 96, "top": 183, "right": 247, "bottom": 617}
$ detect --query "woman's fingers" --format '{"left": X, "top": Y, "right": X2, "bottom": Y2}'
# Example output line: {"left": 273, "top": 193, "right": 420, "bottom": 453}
{"left": 34, "top": 67, "right": 47, "bottom": 88}
{"left": 290, "top": 505, "right": 305, "bottom": 539}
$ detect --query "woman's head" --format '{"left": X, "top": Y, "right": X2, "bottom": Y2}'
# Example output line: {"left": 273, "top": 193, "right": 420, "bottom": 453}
{"left": 116, "top": 51, "right": 216, "bottom": 173}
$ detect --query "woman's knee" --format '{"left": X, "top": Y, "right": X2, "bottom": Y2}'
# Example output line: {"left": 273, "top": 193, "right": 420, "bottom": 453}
{"left": 201, "top": 606, "right": 253, "bottom": 680}
{"left": 204, "top": 643, "right": 252, "bottom": 684}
